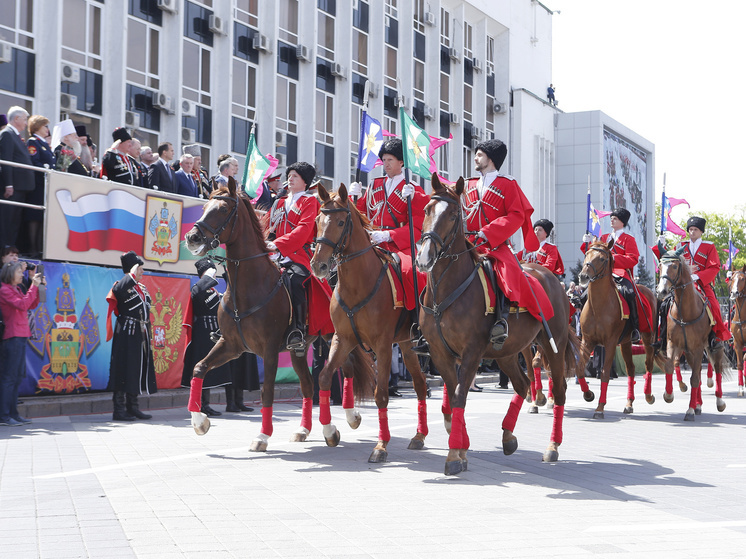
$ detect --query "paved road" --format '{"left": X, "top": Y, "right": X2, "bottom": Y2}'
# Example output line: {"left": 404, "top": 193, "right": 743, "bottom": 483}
{"left": 2, "top": 376, "right": 745, "bottom": 558}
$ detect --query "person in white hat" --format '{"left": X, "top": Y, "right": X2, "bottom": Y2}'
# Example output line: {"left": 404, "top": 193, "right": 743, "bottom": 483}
{"left": 52, "top": 118, "right": 90, "bottom": 176}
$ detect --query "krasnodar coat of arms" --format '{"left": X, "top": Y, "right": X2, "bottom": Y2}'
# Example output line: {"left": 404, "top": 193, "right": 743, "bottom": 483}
{"left": 145, "top": 197, "right": 183, "bottom": 265}
{"left": 150, "top": 291, "right": 184, "bottom": 374}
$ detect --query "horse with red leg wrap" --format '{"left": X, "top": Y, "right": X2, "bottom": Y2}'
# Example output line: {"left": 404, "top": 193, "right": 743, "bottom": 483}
{"left": 310, "top": 184, "right": 434, "bottom": 463}
{"left": 183, "top": 178, "right": 374, "bottom": 449}
{"left": 729, "top": 267, "right": 746, "bottom": 397}
{"left": 576, "top": 239, "right": 667, "bottom": 418}
{"left": 657, "top": 250, "right": 727, "bottom": 418}
{"left": 415, "top": 176, "right": 579, "bottom": 475}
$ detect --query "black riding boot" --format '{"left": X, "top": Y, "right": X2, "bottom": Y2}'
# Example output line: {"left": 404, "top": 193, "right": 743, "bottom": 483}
{"left": 490, "top": 292, "right": 510, "bottom": 351}
{"left": 225, "top": 385, "right": 240, "bottom": 412}
{"left": 652, "top": 297, "right": 670, "bottom": 352}
{"left": 201, "top": 389, "right": 222, "bottom": 417}
{"left": 231, "top": 386, "right": 253, "bottom": 412}
{"left": 112, "top": 391, "right": 135, "bottom": 421}
{"left": 126, "top": 393, "right": 152, "bottom": 420}
{"left": 618, "top": 278, "right": 640, "bottom": 343}
{"left": 285, "top": 265, "right": 308, "bottom": 354}
{"left": 411, "top": 321, "right": 430, "bottom": 356}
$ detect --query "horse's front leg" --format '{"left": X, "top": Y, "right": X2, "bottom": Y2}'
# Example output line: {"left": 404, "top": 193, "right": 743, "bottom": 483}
{"left": 594, "top": 343, "right": 618, "bottom": 419}
{"left": 288, "top": 346, "right": 315, "bottom": 442}
{"left": 620, "top": 341, "right": 636, "bottom": 415}
{"left": 400, "top": 345, "right": 429, "bottom": 451}
{"left": 497, "top": 356, "right": 530, "bottom": 457}
{"left": 684, "top": 350, "right": 704, "bottom": 421}
{"left": 736, "top": 346, "right": 744, "bottom": 397}
{"left": 575, "top": 340, "right": 596, "bottom": 404}
{"left": 444, "top": 350, "right": 483, "bottom": 476}
{"left": 250, "top": 351, "right": 279, "bottom": 451}
{"left": 543, "top": 345, "right": 569, "bottom": 463}
{"left": 641, "top": 331, "right": 656, "bottom": 405}
{"left": 369, "top": 343, "right": 394, "bottom": 463}
{"left": 188, "top": 337, "right": 237, "bottom": 435}
{"left": 709, "top": 347, "right": 727, "bottom": 413}
{"left": 318, "top": 333, "right": 356, "bottom": 448}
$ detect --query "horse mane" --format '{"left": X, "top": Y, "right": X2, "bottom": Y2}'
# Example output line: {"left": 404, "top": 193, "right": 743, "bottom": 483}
{"left": 210, "top": 185, "right": 268, "bottom": 252}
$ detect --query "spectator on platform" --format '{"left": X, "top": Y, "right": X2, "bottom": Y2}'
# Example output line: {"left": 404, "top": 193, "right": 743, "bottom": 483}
{"left": 0, "top": 106, "right": 34, "bottom": 250}
{"left": 148, "top": 142, "right": 176, "bottom": 193}
{"left": 127, "top": 138, "right": 149, "bottom": 189}
{"left": 101, "top": 128, "right": 137, "bottom": 185}
{"left": 175, "top": 154, "right": 200, "bottom": 197}
{"left": 52, "top": 119, "right": 90, "bottom": 176}
{"left": 26, "top": 115, "right": 54, "bottom": 257}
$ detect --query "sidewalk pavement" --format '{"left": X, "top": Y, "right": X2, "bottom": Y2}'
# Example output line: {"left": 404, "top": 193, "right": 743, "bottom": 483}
{"left": 2, "top": 375, "right": 746, "bottom": 558}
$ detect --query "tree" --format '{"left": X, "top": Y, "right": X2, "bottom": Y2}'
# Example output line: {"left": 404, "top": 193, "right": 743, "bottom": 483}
{"left": 635, "top": 256, "right": 655, "bottom": 289}
{"left": 569, "top": 259, "right": 583, "bottom": 285}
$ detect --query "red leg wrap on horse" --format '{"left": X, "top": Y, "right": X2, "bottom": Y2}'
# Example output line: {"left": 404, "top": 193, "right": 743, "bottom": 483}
{"left": 449, "top": 407, "right": 467, "bottom": 449}
{"left": 342, "top": 377, "right": 354, "bottom": 409}
{"left": 501, "top": 393, "right": 524, "bottom": 432}
{"left": 715, "top": 373, "right": 723, "bottom": 398}
{"left": 626, "top": 375, "right": 636, "bottom": 401}
{"left": 696, "top": 385, "right": 703, "bottom": 407}
{"left": 441, "top": 385, "right": 452, "bottom": 415}
{"left": 417, "top": 399, "right": 428, "bottom": 436}
{"left": 301, "top": 398, "right": 313, "bottom": 431}
{"left": 675, "top": 366, "right": 682, "bottom": 383}
{"left": 530, "top": 383, "right": 537, "bottom": 402}
{"left": 319, "top": 390, "right": 331, "bottom": 425}
{"left": 534, "top": 367, "right": 543, "bottom": 390}
{"left": 578, "top": 376, "right": 590, "bottom": 393}
{"left": 548, "top": 377, "right": 554, "bottom": 399}
{"left": 188, "top": 377, "right": 204, "bottom": 412}
{"left": 600, "top": 381, "right": 609, "bottom": 405}
{"left": 551, "top": 405, "right": 565, "bottom": 445}
{"left": 261, "top": 407, "right": 273, "bottom": 437}
{"left": 643, "top": 371, "right": 652, "bottom": 395}
{"left": 378, "top": 408, "right": 390, "bottom": 442}
{"left": 738, "top": 368, "right": 744, "bottom": 386}
{"left": 665, "top": 374, "right": 673, "bottom": 394}
{"left": 707, "top": 361, "right": 713, "bottom": 379}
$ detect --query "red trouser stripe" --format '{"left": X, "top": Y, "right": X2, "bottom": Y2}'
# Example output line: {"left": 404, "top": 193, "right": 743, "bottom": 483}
{"left": 417, "top": 398, "right": 428, "bottom": 436}
{"left": 599, "top": 381, "right": 609, "bottom": 405}
{"left": 342, "top": 377, "right": 354, "bottom": 409}
{"left": 441, "top": 384, "right": 452, "bottom": 415}
{"left": 665, "top": 373, "right": 673, "bottom": 394}
{"left": 301, "top": 397, "right": 312, "bottom": 431}
{"left": 577, "top": 376, "right": 590, "bottom": 393}
{"left": 261, "top": 406, "right": 273, "bottom": 437}
{"left": 319, "top": 390, "right": 331, "bottom": 425}
{"left": 551, "top": 404, "right": 565, "bottom": 444}
{"left": 534, "top": 367, "right": 543, "bottom": 390}
{"left": 627, "top": 375, "right": 636, "bottom": 401}
{"left": 188, "top": 377, "right": 204, "bottom": 412}
{"left": 378, "top": 408, "right": 390, "bottom": 442}
{"left": 643, "top": 371, "right": 653, "bottom": 395}
{"left": 501, "top": 393, "right": 524, "bottom": 432}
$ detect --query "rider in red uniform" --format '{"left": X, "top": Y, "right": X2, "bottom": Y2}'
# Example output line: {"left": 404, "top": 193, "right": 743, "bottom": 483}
{"left": 517, "top": 219, "right": 565, "bottom": 277}
{"left": 462, "top": 139, "right": 553, "bottom": 350}
{"left": 266, "top": 162, "right": 333, "bottom": 352}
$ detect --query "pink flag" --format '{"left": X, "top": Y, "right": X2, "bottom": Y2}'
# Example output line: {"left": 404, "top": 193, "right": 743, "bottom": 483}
{"left": 428, "top": 133, "right": 453, "bottom": 173}
{"left": 595, "top": 209, "right": 612, "bottom": 219}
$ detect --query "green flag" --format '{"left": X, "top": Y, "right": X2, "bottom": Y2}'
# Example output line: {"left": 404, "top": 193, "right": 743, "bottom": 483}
{"left": 241, "top": 129, "right": 271, "bottom": 198}
{"left": 399, "top": 106, "right": 432, "bottom": 179}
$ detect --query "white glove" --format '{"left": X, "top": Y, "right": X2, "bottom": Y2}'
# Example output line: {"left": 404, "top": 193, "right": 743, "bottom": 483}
{"left": 205, "top": 267, "right": 217, "bottom": 279}
{"left": 727, "top": 271, "right": 733, "bottom": 279}
{"left": 401, "top": 183, "right": 415, "bottom": 198}
{"left": 691, "top": 274, "right": 699, "bottom": 281}
{"left": 269, "top": 252, "right": 281, "bottom": 262}
{"left": 370, "top": 230, "right": 391, "bottom": 244}
{"left": 348, "top": 182, "right": 363, "bottom": 196}
{"left": 582, "top": 233, "right": 592, "bottom": 243}
{"left": 657, "top": 234, "right": 667, "bottom": 245}
{"left": 266, "top": 241, "right": 277, "bottom": 252}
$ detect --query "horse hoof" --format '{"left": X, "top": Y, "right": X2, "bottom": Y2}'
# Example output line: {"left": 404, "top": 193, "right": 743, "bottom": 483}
{"left": 408, "top": 438, "right": 425, "bottom": 450}
{"left": 528, "top": 405, "right": 538, "bottom": 414}
{"left": 646, "top": 394, "right": 655, "bottom": 405}
{"left": 738, "top": 387, "right": 744, "bottom": 397}
{"left": 684, "top": 409, "right": 695, "bottom": 421}
{"left": 445, "top": 460, "right": 464, "bottom": 476}
{"left": 623, "top": 406, "right": 633, "bottom": 414}
{"left": 345, "top": 408, "right": 362, "bottom": 430}
{"left": 546, "top": 399, "right": 555, "bottom": 410}
{"left": 543, "top": 449, "right": 559, "bottom": 462}
{"left": 289, "top": 427, "right": 309, "bottom": 442}
{"left": 679, "top": 382, "right": 688, "bottom": 393}
{"left": 707, "top": 378, "right": 714, "bottom": 388}
{"left": 191, "top": 412, "right": 210, "bottom": 435}
{"left": 663, "top": 392, "right": 674, "bottom": 404}
{"left": 323, "top": 425, "right": 341, "bottom": 447}
{"left": 716, "top": 398, "right": 726, "bottom": 412}
{"left": 503, "top": 437, "right": 519, "bottom": 456}
{"left": 536, "top": 393, "right": 547, "bottom": 407}
{"left": 368, "top": 448, "right": 388, "bottom": 463}
{"left": 694, "top": 406, "right": 702, "bottom": 415}
{"left": 249, "top": 438, "right": 268, "bottom": 452}
{"left": 593, "top": 411, "right": 605, "bottom": 420}
{"left": 584, "top": 390, "right": 595, "bottom": 403}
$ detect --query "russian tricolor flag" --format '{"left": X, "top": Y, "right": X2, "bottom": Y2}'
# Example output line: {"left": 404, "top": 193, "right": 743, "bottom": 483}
{"left": 56, "top": 189, "right": 145, "bottom": 252}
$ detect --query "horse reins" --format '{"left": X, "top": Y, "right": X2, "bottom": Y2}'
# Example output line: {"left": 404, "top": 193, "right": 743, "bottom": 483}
{"left": 581, "top": 246, "right": 610, "bottom": 283}
{"left": 659, "top": 256, "right": 707, "bottom": 353}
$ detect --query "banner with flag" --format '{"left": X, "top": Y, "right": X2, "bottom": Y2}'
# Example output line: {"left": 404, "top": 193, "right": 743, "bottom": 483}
{"left": 241, "top": 128, "right": 272, "bottom": 198}
{"left": 586, "top": 192, "right": 609, "bottom": 237}
{"left": 725, "top": 240, "right": 739, "bottom": 270}
{"left": 399, "top": 107, "right": 432, "bottom": 179}
{"left": 357, "top": 112, "right": 384, "bottom": 172}
{"left": 661, "top": 191, "right": 689, "bottom": 238}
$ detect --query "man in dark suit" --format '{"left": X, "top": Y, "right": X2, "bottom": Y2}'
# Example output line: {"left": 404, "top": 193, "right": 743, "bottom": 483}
{"left": 175, "top": 154, "right": 199, "bottom": 197}
{"left": 0, "top": 106, "right": 35, "bottom": 249}
{"left": 148, "top": 141, "right": 176, "bottom": 193}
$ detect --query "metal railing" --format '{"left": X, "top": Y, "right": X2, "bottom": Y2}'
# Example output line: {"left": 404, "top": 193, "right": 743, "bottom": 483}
{"left": 0, "top": 158, "right": 50, "bottom": 210}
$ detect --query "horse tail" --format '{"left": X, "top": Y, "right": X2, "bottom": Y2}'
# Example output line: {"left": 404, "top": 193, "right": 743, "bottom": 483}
{"left": 563, "top": 329, "right": 583, "bottom": 379}
{"left": 345, "top": 346, "right": 377, "bottom": 402}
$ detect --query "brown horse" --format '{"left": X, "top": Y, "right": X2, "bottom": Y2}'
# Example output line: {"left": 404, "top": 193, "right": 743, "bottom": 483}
{"left": 415, "top": 176, "right": 578, "bottom": 475}
{"left": 657, "top": 250, "right": 727, "bottom": 419}
{"left": 729, "top": 266, "right": 746, "bottom": 397}
{"left": 310, "top": 184, "right": 433, "bottom": 463}
{"left": 184, "top": 178, "right": 375, "bottom": 448}
{"left": 577, "top": 239, "right": 667, "bottom": 419}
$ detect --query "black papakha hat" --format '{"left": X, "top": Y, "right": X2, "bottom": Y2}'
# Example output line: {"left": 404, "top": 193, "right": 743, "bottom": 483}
{"left": 121, "top": 251, "right": 144, "bottom": 274}
{"left": 112, "top": 127, "right": 132, "bottom": 142}
{"left": 475, "top": 139, "right": 507, "bottom": 171}
{"left": 686, "top": 216, "right": 706, "bottom": 233}
{"left": 610, "top": 207, "right": 631, "bottom": 226}
{"left": 195, "top": 256, "right": 216, "bottom": 277}
{"left": 533, "top": 219, "right": 554, "bottom": 236}
{"left": 378, "top": 138, "right": 404, "bottom": 162}
{"left": 286, "top": 161, "right": 316, "bottom": 190}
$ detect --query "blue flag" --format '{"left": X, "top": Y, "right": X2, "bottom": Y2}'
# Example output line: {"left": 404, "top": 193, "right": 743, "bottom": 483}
{"left": 357, "top": 112, "right": 384, "bottom": 173}
{"left": 726, "top": 240, "right": 739, "bottom": 270}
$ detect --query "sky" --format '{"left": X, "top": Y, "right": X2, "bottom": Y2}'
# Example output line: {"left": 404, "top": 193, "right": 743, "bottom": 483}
{"left": 548, "top": 0, "right": 746, "bottom": 220}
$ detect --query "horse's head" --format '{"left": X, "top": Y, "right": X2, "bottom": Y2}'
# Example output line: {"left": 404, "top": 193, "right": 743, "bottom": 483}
{"left": 730, "top": 265, "right": 746, "bottom": 302}
{"left": 578, "top": 238, "right": 613, "bottom": 288}
{"left": 416, "top": 174, "right": 465, "bottom": 273}
{"left": 656, "top": 246, "right": 689, "bottom": 299}
{"left": 185, "top": 177, "right": 240, "bottom": 255}
{"left": 311, "top": 183, "right": 355, "bottom": 279}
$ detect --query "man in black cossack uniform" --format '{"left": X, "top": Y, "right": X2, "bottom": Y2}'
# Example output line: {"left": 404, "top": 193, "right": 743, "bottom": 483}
{"left": 106, "top": 251, "right": 157, "bottom": 421}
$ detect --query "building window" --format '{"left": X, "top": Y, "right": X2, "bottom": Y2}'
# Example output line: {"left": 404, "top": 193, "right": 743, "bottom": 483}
{"left": 315, "top": 91, "right": 334, "bottom": 145}
{"left": 278, "top": 41, "right": 300, "bottom": 80}
{"left": 352, "top": 29, "right": 368, "bottom": 75}
{"left": 232, "top": 59, "right": 257, "bottom": 121}
{"left": 0, "top": 47, "right": 35, "bottom": 97}
{"left": 318, "top": 0, "right": 336, "bottom": 16}
{"left": 315, "top": 143, "right": 334, "bottom": 182}
{"left": 183, "top": 105, "right": 212, "bottom": 146}
{"left": 413, "top": 0, "right": 425, "bottom": 34}
{"left": 234, "top": 22, "right": 259, "bottom": 64}
{"left": 440, "top": 72, "right": 450, "bottom": 112}
{"left": 126, "top": 84, "right": 160, "bottom": 131}
{"left": 384, "top": 0, "right": 398, "bottom": 48}
{"left": 279, "top": 0, "right": 299, "bottom": 44}
{"left": 412, "top": 100, "right": 425, "bottom": 129}
{"left": 232, "top": 116, "right": 255, "bottom": 155}
{"left": 317, "top": 9, "right": 335, "bottom": 61}
{"left": 316, "top": 58, "right": 335, "bottom": 94}
{"left": 234, "top": 0, "right": 258, "bottom": 28}
{"left": 0, "top": 0, "right": 34, "bottom": 49}
{"left": 61, "top": 69, "right": 102, "bottom": 115}
{"left": 384, "top": 45, "right": 397, "bottom": 89}
{"left": 61, "top": 0, "right": 102, "bottom": 70}
{"left": 127, "top": 17, "right": 160, "bottom": 90}
{"left": 351, "top": 72, "right": 367, "bottom": 105}
{"left": 353, "top": 0, "right": 369, "bottom": 32}
{"left": 440, "top": 7, "right": 450, "bottom": 48}
{"left": 128, "top": 0, "right": 163, "bottom": 25}
{"left": 182, "top": 40, "right": 211, "bottom": 106}
{"left": 486, "top": 35, "right": 496, "bottom": 97}
{"left": 184, "top": 1, "right": 214, "bottom": 47}
{"left": 276, "top": 75, "right": 298, "bottom": 135}
{"left": 414, "top": 60, "right": 425, "bottom": 103}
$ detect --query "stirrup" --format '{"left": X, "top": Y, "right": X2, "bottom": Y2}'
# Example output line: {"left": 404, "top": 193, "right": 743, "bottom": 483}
{"left": 490, "top": 318, "right": 509, "bottom": 351}
{"left": 631, "top": 329, "right": 641, "bottom": 344}
{"left": 286, "top": 329, "right": 306, "bottom": 352}
{"left": 209, "top": 329, "right": 222, "bottom": 344}
{"left": 411, "top": 336, "right": 430, "bottom": 356}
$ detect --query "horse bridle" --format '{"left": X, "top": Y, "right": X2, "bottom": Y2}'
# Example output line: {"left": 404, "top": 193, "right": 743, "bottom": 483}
{"left": 581, "top": 246, "right": 610, "bottom": 282}
{"left": 659, "top": 257, "right": 694, "bottom": 292}
{"left": 420, "top": 194, "right": 462, "bottom": 262}
{"left": 193, "top": 194, "right": 239, "bottom": 250}
{"left": 315, "top": 202, "right": 375, "bottom": 266}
